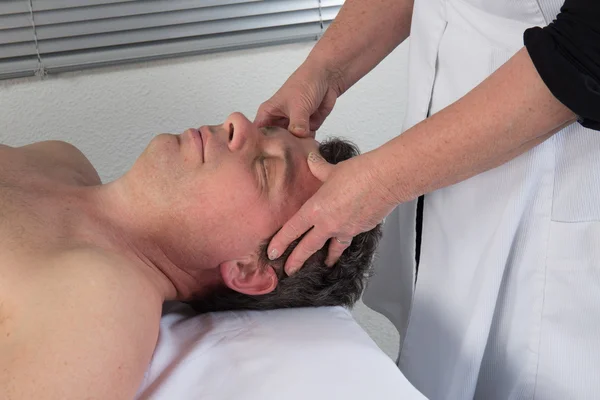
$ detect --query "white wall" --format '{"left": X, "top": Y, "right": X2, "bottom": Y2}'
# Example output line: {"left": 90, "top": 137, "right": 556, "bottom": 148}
{"left": 0, "top": 41, "right": 408, "bottom": 181}
{"left": 0, "top": 40, "right": 409, "bottom": 358}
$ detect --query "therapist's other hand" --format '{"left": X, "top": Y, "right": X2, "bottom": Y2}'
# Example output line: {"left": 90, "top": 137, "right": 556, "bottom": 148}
{"left": 268, "top": 151, "right": 397, "bottom": 275}
{"left": 254, "top": 62, "right": 342, "bottom": 137}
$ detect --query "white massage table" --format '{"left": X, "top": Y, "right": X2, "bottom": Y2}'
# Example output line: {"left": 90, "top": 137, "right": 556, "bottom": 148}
{"left": 135, "top": 302, "right": 427, "bottom": 400}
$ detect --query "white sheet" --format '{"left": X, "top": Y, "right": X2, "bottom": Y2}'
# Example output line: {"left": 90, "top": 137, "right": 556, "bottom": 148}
{"left": 135, "top": 303, "right": 427, "bottom": 400}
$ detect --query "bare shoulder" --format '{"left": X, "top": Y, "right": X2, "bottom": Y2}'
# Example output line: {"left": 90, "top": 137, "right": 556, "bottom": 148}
{"left": 20, "top": 140, "right": 101, "bottom": 185}
{"left": 0, "top": 249, "right": 163, "bottom": 400}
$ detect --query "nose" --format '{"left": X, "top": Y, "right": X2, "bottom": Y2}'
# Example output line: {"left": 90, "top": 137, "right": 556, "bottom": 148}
{"left": 222, "top": 112, "right": 257, "bottom": 152}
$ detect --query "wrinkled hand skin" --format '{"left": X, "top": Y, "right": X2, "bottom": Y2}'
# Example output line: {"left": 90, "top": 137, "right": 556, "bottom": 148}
{"left": 269, "top": 150, "right": 398, "bottom": 275}
{"left": 254, "top": 61, "right": 343, "bottom": 137}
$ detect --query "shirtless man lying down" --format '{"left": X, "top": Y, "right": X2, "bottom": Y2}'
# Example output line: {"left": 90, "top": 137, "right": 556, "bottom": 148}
{"left": 0, "top": 112, "right": 381, "bottom": 399}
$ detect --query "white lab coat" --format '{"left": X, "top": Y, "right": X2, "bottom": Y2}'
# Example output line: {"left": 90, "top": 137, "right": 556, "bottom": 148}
{"left": 363, "top": 0, "right": 600, "bottom": 399}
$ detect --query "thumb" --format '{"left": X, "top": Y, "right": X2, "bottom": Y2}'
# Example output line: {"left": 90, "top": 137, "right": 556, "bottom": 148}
{"left": 288, "top": 104, "right": 311, "bottom": 137}
{"left": 307, "top": 152, "right": 334, "bottom": 182}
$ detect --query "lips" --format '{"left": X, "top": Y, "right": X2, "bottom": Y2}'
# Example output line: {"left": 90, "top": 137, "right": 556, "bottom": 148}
{"left": 189, "top": 128, "right": 204, "bottom": 162}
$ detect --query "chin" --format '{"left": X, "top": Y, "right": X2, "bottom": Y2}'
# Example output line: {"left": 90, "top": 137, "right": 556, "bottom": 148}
{"left": 152, "top": 133, "right": 179, "bottom": 149}
{"left": 147, "top": 134, "right": 181, "bottom": 159}
{"left": 127, "top": 134, "right": 177, "bottom": 179}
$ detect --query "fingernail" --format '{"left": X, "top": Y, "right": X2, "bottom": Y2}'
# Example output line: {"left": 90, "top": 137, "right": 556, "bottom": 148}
{"left": 308, "top": 152, "right": 322, "bottom": 163}
{"left": 286, "top": 267, "right": 298, "bottom": 276}
{"left": 268, "top": 249, "right": 279, "bottom": 260}
{"left": 291, "top": 124, "right": 307, "bottom": 134}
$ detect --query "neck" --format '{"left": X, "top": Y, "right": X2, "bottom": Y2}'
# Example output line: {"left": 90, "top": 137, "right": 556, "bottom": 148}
{"left": 71, "top": 178, "right": 221, "bottom": 302}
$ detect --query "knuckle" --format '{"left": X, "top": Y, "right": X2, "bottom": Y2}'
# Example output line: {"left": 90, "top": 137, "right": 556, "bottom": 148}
{"left": 261, "top": 99, "right": 282, "bottom": 113}
{"left": 328, "top": 249, "right": 341, "bottom": 259}
{"left": 332, "top": 247, "right": 344, "bottom": 256}
{"left": 297, "top": 212, "right": 312, "bottom": 228}
{"left": 289, "top": 255, "right": 305, "bottom": 268}
{"left": 311, "top": 202, "right": 323, "bottom": 215}
{"left": 282, "top": 225, "right": 300, "bottom": 240}
{"left": 297, "top": 239, "right": 323, "bottom": 256}
{"left": 299, "top": 246, "right": 318, "bottom": 256}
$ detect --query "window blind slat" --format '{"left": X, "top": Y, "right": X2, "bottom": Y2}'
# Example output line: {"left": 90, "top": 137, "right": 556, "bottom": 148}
{"left": 0, "top": 0, "right": 136, "bottom": 16}
{"left": 1, "top": 7, "right": 340, "bottom": 59}
{"left": 0, "top": 0, "right": 261, "bottom": 30}
{"left": 0, "top": 0, "right": 343, "bottom": 80}
{"left": 0, "top": 23, "right": 324, "bottom": 80}
{"left": 0, "top": 0, "right": 329, "bottom": 45}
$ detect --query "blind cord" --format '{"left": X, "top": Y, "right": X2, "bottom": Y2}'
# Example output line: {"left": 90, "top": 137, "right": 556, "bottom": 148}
{"left": 27, "top": 0, "right": 47, "bottom": 77}
{"left": 317, "top": 0, "right": 324, "bottom": 35}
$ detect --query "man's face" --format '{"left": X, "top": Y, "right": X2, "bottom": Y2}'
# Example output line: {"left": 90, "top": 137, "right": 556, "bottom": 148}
{"left": 133, "top": 112, "right": 321, "bottom": 273}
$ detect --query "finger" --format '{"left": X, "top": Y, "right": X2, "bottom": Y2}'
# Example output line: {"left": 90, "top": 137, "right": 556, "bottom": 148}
{"left": 287, "top": 102, "right": 312, "bottom": 137}
{"left": 267, "top": 209, "right": 314, "bottom": 262}
{"left": 307, "top": 152, "right": 335, "bottom": 182}
{"left": 256, "top": 117, "right": 289, "bottom": 130}
{"left": 324, "top": 236, "right": 353, "bottom": 267}
{"left": 253, "top": 111, "right": 271, "bottom": 128}
{"left": 254, "top": 102, "right": 282, "bottom": 128}
{"left": 283, "top": 228, "right": 331, "bottom": 275}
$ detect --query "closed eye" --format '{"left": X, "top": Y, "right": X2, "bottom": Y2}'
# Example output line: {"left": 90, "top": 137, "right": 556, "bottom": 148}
{"left": 254, "top": 155, "right": 269, "bottom": 191}
{"left": 261, "top": 157, "right": 269, "bottom": 188}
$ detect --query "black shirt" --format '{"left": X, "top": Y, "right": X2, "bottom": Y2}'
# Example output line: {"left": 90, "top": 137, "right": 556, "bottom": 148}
{"left": 524, "top": 0, "right": 600, "bottom": 130}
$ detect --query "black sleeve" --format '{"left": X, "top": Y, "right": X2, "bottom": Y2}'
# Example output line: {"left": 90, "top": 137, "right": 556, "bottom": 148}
{"left": 523, "top": 0, "right": 600, "bottom": 131}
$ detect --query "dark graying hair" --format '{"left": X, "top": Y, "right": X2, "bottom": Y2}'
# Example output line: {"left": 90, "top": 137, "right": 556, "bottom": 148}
{"left": 188, "top": 138, "right": 382, "bottom": 312}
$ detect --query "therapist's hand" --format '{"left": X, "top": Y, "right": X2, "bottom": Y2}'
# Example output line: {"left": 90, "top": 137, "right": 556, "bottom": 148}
{"left": 254, "top": 61, "right": 342, "bottom": 137}
{"left": 268, "top": 151, "right": 398, "bottom": 275}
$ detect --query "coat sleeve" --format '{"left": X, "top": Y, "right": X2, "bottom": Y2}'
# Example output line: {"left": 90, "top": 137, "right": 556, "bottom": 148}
{"left": 524, "top": 0, "right": 600, "bottom": 131}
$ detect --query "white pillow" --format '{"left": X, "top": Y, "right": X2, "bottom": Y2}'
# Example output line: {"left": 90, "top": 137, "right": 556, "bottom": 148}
{"left": 135, "top": 303, "right": 427, "bottom": 400}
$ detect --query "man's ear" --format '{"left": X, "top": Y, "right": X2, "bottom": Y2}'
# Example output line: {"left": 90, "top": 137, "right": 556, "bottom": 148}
{"left": 219, "top": 256, "right": 278, "bottom": 296}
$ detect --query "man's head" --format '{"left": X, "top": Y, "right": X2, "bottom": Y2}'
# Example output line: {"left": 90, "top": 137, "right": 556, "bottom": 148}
{"left": 127, "top": 112, "right": 381, "bottom": 308}
{"left": 188, "top": 129, "right": 382, "bottom": 313}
